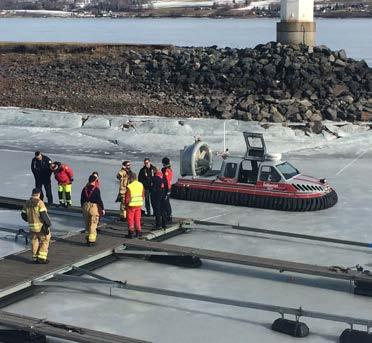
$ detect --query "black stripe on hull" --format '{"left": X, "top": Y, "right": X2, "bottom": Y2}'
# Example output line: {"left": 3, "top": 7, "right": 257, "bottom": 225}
{"left": 171, "top": 186, "right": 338, "bottom": 212}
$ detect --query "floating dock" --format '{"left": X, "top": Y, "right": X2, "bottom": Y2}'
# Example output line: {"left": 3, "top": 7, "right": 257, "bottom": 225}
{"left": 1, "top": 195, "right": 372, "bottom": 297}
{"left": 0, "top": 208, "right": 183, "bottom": 301}
{"left": 118, "top": 238, "right": 372, "bottom": 286}
{"left": 0, "top": 310, "right": 148, "bottom": 343}
{"left": 1, "top": 195, "right": 372, "bottom": 341}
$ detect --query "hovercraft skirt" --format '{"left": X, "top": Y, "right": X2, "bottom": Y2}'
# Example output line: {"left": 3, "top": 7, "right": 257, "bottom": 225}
{"left": 171, "top": 186, "right": 337, "bottom": 211}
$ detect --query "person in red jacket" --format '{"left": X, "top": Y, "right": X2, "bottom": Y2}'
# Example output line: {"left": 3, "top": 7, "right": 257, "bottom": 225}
{"left": 161, "top": 157, "right": 173, "bottom": 223}
{"left": 124, "top": 173, "right": 144, "bottom": 239}
{"left": 50, "top": 161, "right": 74, "bottom": 207}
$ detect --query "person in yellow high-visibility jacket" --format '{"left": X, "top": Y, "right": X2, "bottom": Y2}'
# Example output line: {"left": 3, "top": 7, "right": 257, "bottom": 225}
{"left": 21, "top": 188, "right": 52, "bottom": 264}
{"left": 124, "top": 173, "right": 144, "bottom": 239}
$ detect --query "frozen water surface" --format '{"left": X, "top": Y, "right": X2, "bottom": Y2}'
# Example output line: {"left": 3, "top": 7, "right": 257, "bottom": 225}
{"left": 0, "top": 107, "right": 372, "bottom": 342}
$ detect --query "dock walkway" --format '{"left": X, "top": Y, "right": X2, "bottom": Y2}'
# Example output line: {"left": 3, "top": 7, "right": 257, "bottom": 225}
{"left": 1, "top": 195, "right": 372, "bottom": 300}
{"left": 0, "top": 195, "right": 183, "bottom": 300}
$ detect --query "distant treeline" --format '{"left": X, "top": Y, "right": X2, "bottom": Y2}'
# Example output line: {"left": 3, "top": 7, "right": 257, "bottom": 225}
{"left": 0, "top": 0, "right": 152, "bottom": 11}
{"left": 0, "top": 0, "right": 68, "bottom": 10}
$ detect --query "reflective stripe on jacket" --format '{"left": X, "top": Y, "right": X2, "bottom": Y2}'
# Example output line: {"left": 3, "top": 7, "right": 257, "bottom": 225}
{"left": 126, "top": 180, "right": 144, "bottom": 207}
{"left": 21, "top": 197, "right": 47, "bottom": 232}
{"left": 117, "top": 168, "right": 129, "bottom": 195}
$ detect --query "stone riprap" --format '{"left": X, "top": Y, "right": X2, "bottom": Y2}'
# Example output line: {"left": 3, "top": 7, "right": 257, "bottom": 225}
{"left": 0, "top": 42, "right": 371, "bottom": 127}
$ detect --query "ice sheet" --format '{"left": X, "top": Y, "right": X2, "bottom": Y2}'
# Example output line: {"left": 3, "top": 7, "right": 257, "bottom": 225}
{"left": 1, "top": 107, "right": 371, "bottom": 160}
{"left": 1, "top": 108, "right": 372, "bottom": 343}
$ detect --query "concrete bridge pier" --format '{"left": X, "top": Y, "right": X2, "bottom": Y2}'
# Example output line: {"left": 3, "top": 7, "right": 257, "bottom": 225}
{"left": 277, "top": 0, "right": 316, "bottom": 46}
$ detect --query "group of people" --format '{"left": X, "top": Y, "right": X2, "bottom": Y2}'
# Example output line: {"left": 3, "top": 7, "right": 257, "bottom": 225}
{"left": 116, "top": 157, "right": 173, "bottom": 235}
{"left": 22, "top": 151, "right": 173, "bottom": 264}
{"left": 31, "top": 151, "right": 74, "bottom": 207}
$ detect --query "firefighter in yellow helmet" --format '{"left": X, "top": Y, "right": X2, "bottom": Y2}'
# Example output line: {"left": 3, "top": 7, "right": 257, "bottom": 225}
{"left": 21, "top": 188, "right": 52, "bottom": 264}
{"left": 116, "top": 160, "right": 133, "bottom": 221}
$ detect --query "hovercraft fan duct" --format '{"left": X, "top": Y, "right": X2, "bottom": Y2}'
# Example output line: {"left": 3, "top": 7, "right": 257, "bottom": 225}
{"left": 180, "top": 141, "right": 213, "bottom": 177}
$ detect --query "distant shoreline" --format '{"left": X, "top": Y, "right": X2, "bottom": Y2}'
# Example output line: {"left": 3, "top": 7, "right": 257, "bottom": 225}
{"left": 1, "top": 9, "right": 371, "bottom": 19}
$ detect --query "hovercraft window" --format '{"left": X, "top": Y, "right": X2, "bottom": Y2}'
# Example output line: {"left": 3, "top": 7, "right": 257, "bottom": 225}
{"left": 260, "top": 166, "right": 281, "bottom": 182}
{"left": 276, "top": 162, "right": 300, "bottom": 180}
{"left": 238, "top": 160, "right": 259, "bottom": 184}
{"left": 224, "top": 163, "right": 238, "bottom": 178}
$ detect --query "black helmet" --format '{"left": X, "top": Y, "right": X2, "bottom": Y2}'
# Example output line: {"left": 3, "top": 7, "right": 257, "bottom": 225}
{"left": 50, "top": 162, "right": 61, "bottom": 171}
{"left": 88, "top": 174, "right": 97, "bottom": 183}
{"left": 162, "top": 157, "right": 170, "bottom": 166}
{"left": 32, "top": 188, "right": 41, "bottom": 195}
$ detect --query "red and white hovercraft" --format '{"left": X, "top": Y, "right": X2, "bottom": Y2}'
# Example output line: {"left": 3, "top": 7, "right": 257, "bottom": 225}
{"left": 171, "top": 132, "right": 338, "bottom": 211}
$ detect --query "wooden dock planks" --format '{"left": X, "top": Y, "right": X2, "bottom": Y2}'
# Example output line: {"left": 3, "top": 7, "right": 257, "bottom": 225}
{"left": 0, "top": 219, "right": 182, "bottom": 299}
{"left": 0, "top": 195, "right": 120, "bottom": 216}
{"left": 0, "top": 229, "right": 121, "bottom": 298}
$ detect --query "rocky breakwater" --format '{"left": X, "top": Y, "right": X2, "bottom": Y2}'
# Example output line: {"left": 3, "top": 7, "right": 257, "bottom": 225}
{"left": 0, "top": 42, "right": 371, "bottom": 127}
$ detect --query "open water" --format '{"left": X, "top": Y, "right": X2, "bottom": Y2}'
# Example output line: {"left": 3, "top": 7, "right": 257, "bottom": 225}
{"left": 0, "top": 17, "right": 371, "bottom": 64}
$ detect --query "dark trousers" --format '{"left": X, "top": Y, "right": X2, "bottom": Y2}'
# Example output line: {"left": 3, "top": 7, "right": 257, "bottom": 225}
{"left": 35, "top": 180, "right": 53, "bottom": 204}
{"left": 144, "top": 189, "right": 152, "bottom": 215}
{"left": 163, "top": 196, "right": 172, "bottom": 222}
{"left": 151, "top": 192, "right": 166, "bottom": 229}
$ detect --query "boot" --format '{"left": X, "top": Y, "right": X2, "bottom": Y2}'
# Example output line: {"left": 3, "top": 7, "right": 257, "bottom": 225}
{"left": 135, "top": 231, "right": 142, "bottom": 238}
{"left": 125, "top": 231, "right": 133, "bottom": 239}
{"left": 38, "top": 258, "right": 49, "bottom": 264}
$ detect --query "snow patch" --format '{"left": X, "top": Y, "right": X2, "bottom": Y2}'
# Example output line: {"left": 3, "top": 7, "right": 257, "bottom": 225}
{"left": 0, "top": 108, "right": 82, "bottom": 129}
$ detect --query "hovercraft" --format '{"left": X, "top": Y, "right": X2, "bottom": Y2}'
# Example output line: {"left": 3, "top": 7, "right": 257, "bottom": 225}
{"left": 171, "top": 132, "right": 338, "bottom": 211}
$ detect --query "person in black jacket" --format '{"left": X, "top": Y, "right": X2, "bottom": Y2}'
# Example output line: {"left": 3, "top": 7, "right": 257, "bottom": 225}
{"left": 150, "top": 167, "right": 167, "bottom": 230}
{"left": 31, "top": 151, "right": 53, "bottom": 205}
{"left": 81, "top": 174, "right": 105, "bottom": 246}
{"left": 138, "top": 158, "right": 156, "bottom": 216}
